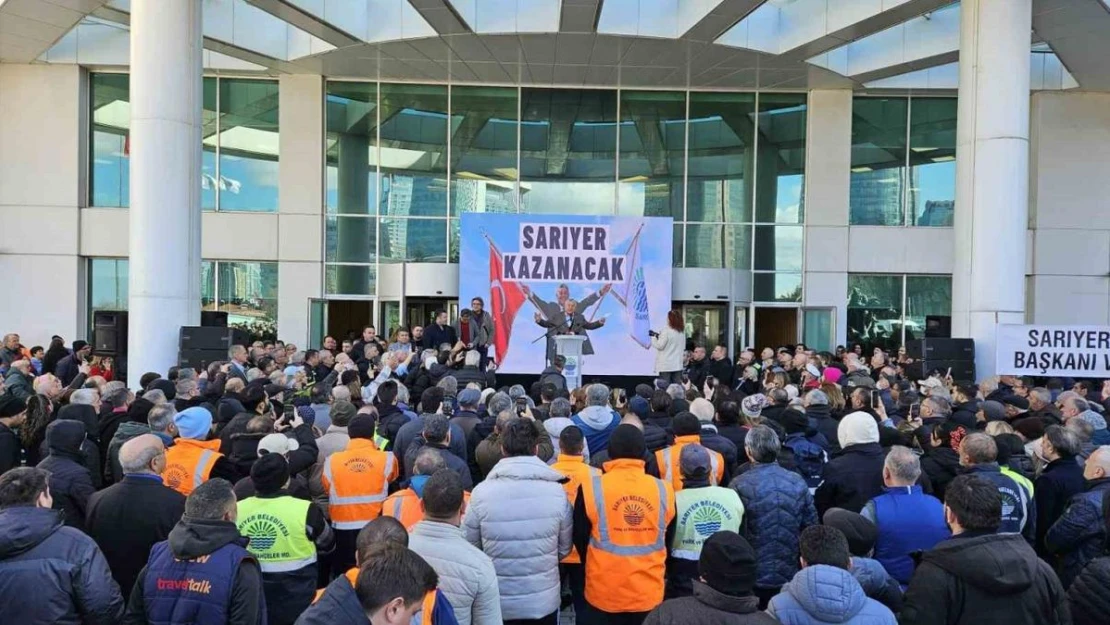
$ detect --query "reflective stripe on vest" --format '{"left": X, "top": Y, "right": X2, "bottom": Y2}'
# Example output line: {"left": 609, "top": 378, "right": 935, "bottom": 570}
{"left": 421, "top": 591, "right": 435, "bottom": 625}
{"left": 237, "top": 496, "right": 317, "bottom": 573}
{"left": 660, "top": 444, "right": 721, "bottom": 490}
{"left": 392, "top": 496, "right": 404, "bottom": 519}
{"left": 670, "top": 486, "right": 744, "bottom": 561}
{"left": 323, "top": 448, "right": 395, "bottom": 529}
{"left": 194, "top": 450, "right": 214, "bottom": 491}
{"left": 588, "top": 474, "right": 668, "bottom": 556}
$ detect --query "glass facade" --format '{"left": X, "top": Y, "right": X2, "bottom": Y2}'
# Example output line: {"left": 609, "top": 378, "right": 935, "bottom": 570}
{"left": 87, "top": 259, "right": 279, "bottom": 339}
{"left": 846, "top": 274, "right": 952, "bottom": 351}
{"left": 849, "top": 96, "right": 956, "bottom": 227}
{"left": 90, "top": 74, "right": 280, "bottom": 211}
{"left": 323, "top": 82, "right": 808, "bottom": 300}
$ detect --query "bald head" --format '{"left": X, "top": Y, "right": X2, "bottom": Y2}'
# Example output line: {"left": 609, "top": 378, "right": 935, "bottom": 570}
{"left": 119, "top": 434, "right": 166, "bottom": 476}
{"left": 1083, "top": 445, "right": 1110, "bottom": 481}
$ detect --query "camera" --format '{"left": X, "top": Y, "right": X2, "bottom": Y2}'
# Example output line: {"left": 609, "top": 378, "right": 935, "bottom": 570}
{"left": 648, "top": 329, "right": 659, "bottom": 338}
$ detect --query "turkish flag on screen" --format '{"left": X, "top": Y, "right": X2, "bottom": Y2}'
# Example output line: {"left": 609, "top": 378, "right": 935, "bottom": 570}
{"left": 488, "top": 240, "right": 525, "bottom": 364}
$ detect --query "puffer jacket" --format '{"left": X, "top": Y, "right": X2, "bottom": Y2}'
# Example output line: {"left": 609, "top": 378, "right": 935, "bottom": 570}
{"left": 730, "top": 462, "right": 817, "bottom": 590}
{"left": 38, "top": 420, "right": 97, "bottom": 531}
{"left": 463, "top": 455, "right": 573, "bottom": 620}
{"left": 1068, "top": 556, "right": 1110, "bottom": 625}
{"left": 410, "top": 520, "right": 502, "bottom": 625}
{"left": 3, "top": 368, "right": 35, "bottom": 401}
{"left": 849, "top": 556, "right": 902, "bottom": 613}
{"left": 0, "top": 506, "right": 124, "bottom": 625}
{"left": 767, "top": 565, "right": 896, "bottom": 625}
{"left": 1045, "top": 478, "right": 1110, "bottom": 587}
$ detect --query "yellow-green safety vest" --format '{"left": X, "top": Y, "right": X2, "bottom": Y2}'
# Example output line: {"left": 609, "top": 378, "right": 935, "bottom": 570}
{"left": 670, "top": 486, "right": 745, "bottom": 561}
{"left": 237, "top": 496, "right": 317, "bottom": 573}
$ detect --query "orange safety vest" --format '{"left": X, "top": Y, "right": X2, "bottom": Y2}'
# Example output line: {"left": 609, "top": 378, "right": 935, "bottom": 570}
{"left": 654, "top": 435, "right": 724, "bottom": 492}
{"left": 581, "top": 458, "right": 675, "bottom": 613}
{"left": 551, "top": 453, "right": 601, "bottom": 565}
{"left": 162, "top": 438, "right": 222, "bottom": 496}
{"left": 382, "top": 487, "right": 471, "bottom": 531}
{"left": 321, "top": 439, "right": 398, "bottom": 530}
{"left": 314, "top": 567, "right": 436, "bottom": 624}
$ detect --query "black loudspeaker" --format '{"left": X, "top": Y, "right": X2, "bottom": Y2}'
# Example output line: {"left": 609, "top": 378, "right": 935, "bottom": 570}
{"left": 93, "top": 310, "right": 128, "bottom": 356}
{"left": 201, "top": 310, "right": 229, "bottom": 327}
{"left": 178, "top": 349, "right": 228, "bottom": 371}
{"left": 905, "top": 359, "right": 976, "bottom": 382}
{"left": 905, "top": 338, "right": 974, "bottom": 361}
{"left": 924, "top": 315, "right": 952, "bottom": 339}
{"left": 179, "top": 326, "right": 250, "bottom": 352}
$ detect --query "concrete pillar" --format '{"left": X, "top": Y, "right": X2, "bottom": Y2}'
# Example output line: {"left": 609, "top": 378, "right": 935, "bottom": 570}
{"left": 127, "top": 0, "right": 203, "bottom": 386}
{"left": 951, "top": 0, "right": 1031, "bottom": 379}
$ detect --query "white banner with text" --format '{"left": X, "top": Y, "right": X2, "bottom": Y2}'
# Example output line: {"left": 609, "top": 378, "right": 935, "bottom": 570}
{"left": 996, "top": 324, "right": 1110, "bottom": 376}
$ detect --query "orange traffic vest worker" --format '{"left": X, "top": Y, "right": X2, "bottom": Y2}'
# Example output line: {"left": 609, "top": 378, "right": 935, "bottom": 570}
{"left": 382, "top": 477, "right": 471, "bottom": 531}
{"left": 552, "top": 426, "right": 602, "bottom": 620}
{"left": 320, "top": 415, "right": 399, "bottom": 574}
{"left": 163, "top": 407, "right": 233, "bottom": 496}
{"left": 574, "top": 424, "right": 675, "bottom": 624}
{"left": 655, "top": 413, "right": 725, "bottom": 493}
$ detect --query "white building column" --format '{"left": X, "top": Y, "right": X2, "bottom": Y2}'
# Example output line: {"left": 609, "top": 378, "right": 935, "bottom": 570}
{"left": 951, "top": 0, "right": 1031, "bottom": 379}
{"left": 127, "top": 0, "right": 203, "bottom": 386}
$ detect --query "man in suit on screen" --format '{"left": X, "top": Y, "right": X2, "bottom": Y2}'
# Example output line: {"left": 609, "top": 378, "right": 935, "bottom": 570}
{"left": 534, "top": 298, "right": 607, "bottom": 364}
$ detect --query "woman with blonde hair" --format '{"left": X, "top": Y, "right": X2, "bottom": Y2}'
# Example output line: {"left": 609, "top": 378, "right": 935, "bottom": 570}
{"left": 820, "top": 382, "right": 846, "bottom": 418}
{"left": 985, "top": 420, "right": 1015, "bottom": 436}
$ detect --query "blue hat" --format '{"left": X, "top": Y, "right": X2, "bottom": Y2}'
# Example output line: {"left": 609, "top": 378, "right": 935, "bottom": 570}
{"left": 174, "top": 407, "right": 213, "bottom": 440}
{"left": 458, "top": 388, "right": 481, "bottom": 408}
{"left": 629, "top": 396, "right": 650, "bottom": 419}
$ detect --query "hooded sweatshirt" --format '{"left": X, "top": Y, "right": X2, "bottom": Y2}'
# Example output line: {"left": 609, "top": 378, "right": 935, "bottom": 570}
{"left": 570, "top": 405, "right": 621, "bottom": 454}
{"left": 543, "top": 417, "right": 589, "bottom": 464}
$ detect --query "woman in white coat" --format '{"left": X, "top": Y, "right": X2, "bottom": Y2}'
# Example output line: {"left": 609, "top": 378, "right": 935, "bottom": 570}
{"left": 651, "top": 310, "right": 686, "bottom": 385}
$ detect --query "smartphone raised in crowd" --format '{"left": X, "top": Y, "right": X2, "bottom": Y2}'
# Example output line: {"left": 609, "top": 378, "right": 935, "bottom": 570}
{"left": 870, "top": 389, "right": 881, "bottom": 410}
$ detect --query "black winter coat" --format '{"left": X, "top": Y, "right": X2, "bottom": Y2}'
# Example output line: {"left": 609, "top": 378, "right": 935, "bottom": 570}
{"left": 0, "top": 421, "right": 19, "bottom": 475}
{"left": 0, "top": 506, "right": 124, "bottom": 625}
{"left": 1068, "top": 556, "right": 1110, "bottom": 625}
{"left": 716, "top": 423, "right": 748, "bottom": 451}
{"left": 920, "top": 446, "right": 962, "bottom": 502}
{"left": 1035, "top": 457, "right": 1087, "bottom": 557}
{"left": 805, "top": 405, "right": 839, "bottom": 453}
{"left": 699, "top": 425, "right": 738, "bottom": 478}
{"left": 643, "top": 421, "right": 673, "bottom": 452}
{"left": 38, "top": 420, "right": 97, "bottom": 531}
{"left": 900, "top": 532, "right": 1070, "bottom": 625}
{"left": 814, "top": 442, "right": 886, "bottom": 518}
{"left": 85, "top": 475, "right": 185, "bottom": 601}
{"left": 644, "top": 581, "right": 778, "bottom": 625}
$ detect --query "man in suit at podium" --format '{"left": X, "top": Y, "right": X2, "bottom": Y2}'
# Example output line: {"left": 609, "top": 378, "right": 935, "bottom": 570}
{"left": 534, "top": 298, "right": 607, "bottom": 364}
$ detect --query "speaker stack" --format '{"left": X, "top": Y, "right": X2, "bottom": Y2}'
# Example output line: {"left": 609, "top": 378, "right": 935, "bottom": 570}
{"left": 93, "top": 310, "right": 128, "bottom": 378}
{"left": 178, "top": 326, "right": 250, "bottom": 371}
{"left": 904, "top": 338, "right": 975, "bottom": 382}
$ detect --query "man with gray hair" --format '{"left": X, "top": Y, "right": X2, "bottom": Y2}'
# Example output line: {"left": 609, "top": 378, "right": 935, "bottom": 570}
{"left": 227, "top": 344, "right": 249, "bottom": 383}
{"left": 142, "top": 389, "right": 167, "bottom": 405}
{"left": 1035, "top": 425, "right": 1087, "bottom": 557}
{"left": 99, "top": 381, "right": 133, "bottom": 456}
{"left": 452, "top": 350, "right": 494, "bottom": 390}
{"left": 404, "top": 413, "right": 473, "bottom": 490}
{"left": 1045, "top": 445, "right": 1110, "bottom": 586}
{"left": 804, "top": 389, "right": 838, "bottom": 452}
{"left": 1029, "top": 387, "right": 1062, "bottom": 423}
{"left": 958, "top": 433, "right": 1032, "bottom": 539}
{"left": 382, "top": 447, "right": 451, "bottom": 530}
{"left": 860, "top": 446, "right": 949, "bottom": 587}
{"left": 730, "top": 425, "right": 817, "bottom": 604}
{"left": 86, "top": 435, "right": 186, "bottom": 601}
{"left": 570, "top": 383, "right": 621, "bottom": 454}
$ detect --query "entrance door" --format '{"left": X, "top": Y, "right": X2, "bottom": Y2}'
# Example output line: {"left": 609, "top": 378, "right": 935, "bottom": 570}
{"left": 326, "top": 300, "right": 373, "bottom": 343}
{"left": 379, "top": 300, "right": 402, "bottom": 341}
{"left": 753, "top": 306, "right": 799, "bottom": 350}
{"left": 681, "top": 303, "right": 727, "bottom": 351}
{"left": 405, "top": 299, "right": 454, "bottom": 333}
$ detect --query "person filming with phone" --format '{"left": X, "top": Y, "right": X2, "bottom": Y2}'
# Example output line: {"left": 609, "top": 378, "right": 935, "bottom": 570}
{"left": 649, "top": 310, "right": 685, "bottom": 385}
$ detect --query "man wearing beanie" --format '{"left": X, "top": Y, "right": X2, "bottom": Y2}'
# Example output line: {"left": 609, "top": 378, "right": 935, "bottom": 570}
{"left": 645, "top": 531, "right": 776, "bottom": 625}
{"left": 630, "top": 395, "right": 671, "bottom": 452}
{"left": 822, "top": 509, "right": 902, "bottom": 612}
{"left": 163, "top": 406, "right": 239, "bottom": 497}
{"left": 38, "top": 419, "right": 97, "bottom": 530}
{"left": 237, "top": 454, "right": 333, "bottom": 625}
{"left": 573, "top": 423, "right": 676, "bottom": 624}
{"left": 665, "top": 444, "right": 745, "bottom": 599}
{"left": 315, "top": 413, "right": 399, "bottom": 577}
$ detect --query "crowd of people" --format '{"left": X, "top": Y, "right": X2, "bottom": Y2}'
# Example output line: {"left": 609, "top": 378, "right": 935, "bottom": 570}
{"left": 0, "top": 317, "right": 1108, "bottom": 625}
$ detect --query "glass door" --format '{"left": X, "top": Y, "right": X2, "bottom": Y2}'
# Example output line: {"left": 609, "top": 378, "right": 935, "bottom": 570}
{"left": 379, "top": 300, "right": 402, "bottom": 342}
{"left": 307, "top": 299, "right": 327, "bottom": 349}
{"left": 681, "top": 303, "right": 727, "bottom": 351}
{"left": 732, "top": 305, "right": 749, "bottom": 357}
{"left": 803, "top": 307, "right": 834, "bottom": 352}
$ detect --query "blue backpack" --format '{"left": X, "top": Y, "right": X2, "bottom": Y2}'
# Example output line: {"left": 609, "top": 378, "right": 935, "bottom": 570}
{"left": 783, "top": 433, "right": 827, "bottom": 490}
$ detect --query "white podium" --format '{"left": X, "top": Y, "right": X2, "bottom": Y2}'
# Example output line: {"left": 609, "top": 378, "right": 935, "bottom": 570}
{"left": 554, "top": 334, "right": 587, "bottom": 391}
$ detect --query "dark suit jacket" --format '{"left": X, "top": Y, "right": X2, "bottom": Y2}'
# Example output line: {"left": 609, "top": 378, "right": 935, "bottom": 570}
{"left": 538, "top": 312, "right": 603, "bottom": 359}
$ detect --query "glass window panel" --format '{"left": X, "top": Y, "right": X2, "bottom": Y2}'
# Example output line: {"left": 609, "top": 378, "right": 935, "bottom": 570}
{"left": 684, "top": 224, "right": 751, "bottom": 269}
{"left": 88, "top": 258, "right": 129, "bottom": 331}
{"left": 617, "top": 90, "right": 685, "bottom": 219}
{"left": 215, "top": 79, "right": 280, "bottom": 212}
{"left": 326, "top": 82, "right": 380, "bottom": 216}
{"left": 325, "top": 215, "right": 378, "bottom": 263}
{"left": 379, "top": 83, "right": 449, "bottom": 217}
{"left": 753, "top": 225, "right": 803, "bottom": 272}
{"left": 202, "top": 78, "right": 218, "bottom": 211}
{"left": 755, "top": 93, "right": 807, "bottom": 224}
{"left": 850, "top": 97, "right": 908, "bottom": 226}
{"left": 847, "top": 274, "right": 904, "bottom": 351}
{"left": 90, "top": 74, "right": 131, "bottom": 208}
{"left": 804, "top": 308, "right": 833, "bottom": 352}
{"left": 673, "top": 223, "right": 684, "bottom": 268}
{"left": 380, "top": 218, "right": 447, "bottom": 262}
{"left": 450, "top": 86, "right": 519, "bottom": 215}
{"left": 217, "top": 262, "right": 279, "bottom": 335}
{"left": 449, "top": 218, "right": 460, "bottom": 263}
{"left": 201, "top": 261, "right": 216, "bottom": 312}
{"left": 520, "top": 88, "right": 617, "bottom": 215}
{"left": 908, "top": 98, "right": 957, "bottom": 227}
{"left": 687, "top": 92, "right": 755, "bottom": 223}
{"left": 753, "top": 273, "right": 802, "bottom": 302}
{"left": 905, "top": 275, "right": 952, "bottom": 344}
{"left": 325, "top": 264, "right": 377, "bottom": 296}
